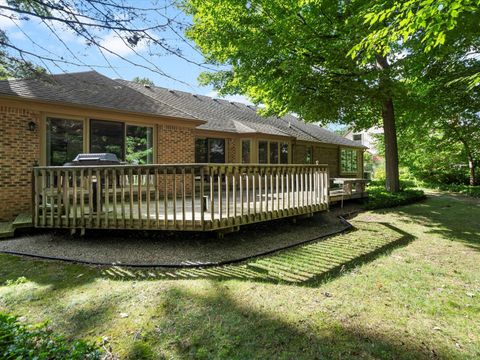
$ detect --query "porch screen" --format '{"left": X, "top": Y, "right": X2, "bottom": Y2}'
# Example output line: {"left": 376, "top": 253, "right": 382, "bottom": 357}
{"left": 90, "top": 120, "right": 124, "bottom": 160}
{"left": 126, "top": 125, "right": 153, "bottom": 164}
{"left": 46, "top": 117, "right": 83, "bottom": 165}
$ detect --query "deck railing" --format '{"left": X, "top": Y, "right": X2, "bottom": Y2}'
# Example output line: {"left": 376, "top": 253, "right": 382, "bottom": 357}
{"left": 32, "top": 164, "right": 329, "bottom": 232}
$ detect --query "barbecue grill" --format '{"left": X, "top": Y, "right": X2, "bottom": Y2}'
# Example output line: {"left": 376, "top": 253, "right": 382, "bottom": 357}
{"left": 64, "top": 153, "right": 122, "bottom": 213}
{"left": 64, "top": 153, "right": 121, "bottom": 166}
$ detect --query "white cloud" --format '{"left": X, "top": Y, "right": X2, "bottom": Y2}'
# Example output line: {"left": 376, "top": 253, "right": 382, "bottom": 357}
{"left": 99, "top": 32, "right": 147, "bottom": 57}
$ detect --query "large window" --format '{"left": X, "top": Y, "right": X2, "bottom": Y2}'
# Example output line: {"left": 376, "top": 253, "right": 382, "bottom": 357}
{"left": 46, "top": 117, "right": 84, "bottom": 165}
{"left": 241, "top": 139, "right": 251, "bottom": 163}
{"left": 126, "top": 125, "right": 154, "bottom": 164}
{"left": 340, "top": 148, "right": 358, "bottom": 173}
{"left": 195, "top": 138, "right": 226, "bottom": 163}
{"left": 90, "top": 120, "right": 124, "bottom": 160}
{"left": 259, "top": 140, "right": 289, "bottom": 164}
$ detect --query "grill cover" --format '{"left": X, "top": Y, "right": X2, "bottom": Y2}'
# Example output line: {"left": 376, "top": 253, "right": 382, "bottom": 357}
{"left": 64, "top": 153, "right": 121, "bottom": 166}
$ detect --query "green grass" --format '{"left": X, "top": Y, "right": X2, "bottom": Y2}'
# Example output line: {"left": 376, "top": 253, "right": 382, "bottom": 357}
{"left": 0, "top": 192, "right": 479, "bottom": 359}
{"left": 423, "top": 182, "right": 480, "bottom": 198}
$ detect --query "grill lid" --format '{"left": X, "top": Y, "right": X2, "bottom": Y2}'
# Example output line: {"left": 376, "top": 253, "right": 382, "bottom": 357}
{"left": 64, "top": 153, "right": 121, "bottom": 166}
{"left": 72, "top": 153, "right": 119, "bottom": 162}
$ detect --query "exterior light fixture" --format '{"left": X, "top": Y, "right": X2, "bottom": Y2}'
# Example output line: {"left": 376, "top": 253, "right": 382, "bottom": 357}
{"left": 28, "top": 121, "right": 36, "bottom": 131}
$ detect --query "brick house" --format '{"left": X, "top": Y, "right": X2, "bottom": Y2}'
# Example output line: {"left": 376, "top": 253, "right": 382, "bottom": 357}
{"left": 0, "top": 71, "right": 364, "bottom": 222}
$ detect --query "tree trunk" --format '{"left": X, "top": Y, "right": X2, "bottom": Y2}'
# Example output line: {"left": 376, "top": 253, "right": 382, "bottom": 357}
{"left": 376, "top": 55, "right": 400, "bottom": 192}
{"left": 382, "top": 97, "right": 400, "bottom": 192}
{"left": 468, "top": 157, "right": 476, "bottom": 186}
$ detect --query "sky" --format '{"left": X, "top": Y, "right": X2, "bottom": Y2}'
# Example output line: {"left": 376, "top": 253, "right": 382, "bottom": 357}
{"left": 0, "top": 0, "right": 249, "bottom": 99}
{"left": 0, "top": 0, "right": 346, "bottom": 130}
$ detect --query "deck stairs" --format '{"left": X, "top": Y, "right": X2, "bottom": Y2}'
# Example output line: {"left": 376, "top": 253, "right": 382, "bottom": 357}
{"left": 0, "top": 213, "right": 33, "bottom": 239}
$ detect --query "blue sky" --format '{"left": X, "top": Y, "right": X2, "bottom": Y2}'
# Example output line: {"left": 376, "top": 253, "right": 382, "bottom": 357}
{"left": 0, "top": 0, "right": 235, "bottom": 98}
{"left": 1, "top": 0, "right": 345, "bottom": 129}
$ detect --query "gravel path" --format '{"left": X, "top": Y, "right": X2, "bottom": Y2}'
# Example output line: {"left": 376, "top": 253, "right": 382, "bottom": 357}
{"left": 0, "top": 204, "right": 361, "bottom": 266}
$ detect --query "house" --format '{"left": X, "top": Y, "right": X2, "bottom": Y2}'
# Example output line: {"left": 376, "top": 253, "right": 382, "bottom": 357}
{"left": 344, "top": 127, "right": 383, "bottom": 156}
{"left": 0, "top": 71, "right": 366, "bottom": 230}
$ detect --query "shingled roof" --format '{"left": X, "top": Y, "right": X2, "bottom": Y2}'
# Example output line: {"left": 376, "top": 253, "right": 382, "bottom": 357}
{"left": 0, "top": 71, "right": 363, "bottom": 148}
{"left": 120, "top": 80, "right": 363, "bottom": 148}
{"left": 0, "top": 71, "right": 198, "bottom": 121}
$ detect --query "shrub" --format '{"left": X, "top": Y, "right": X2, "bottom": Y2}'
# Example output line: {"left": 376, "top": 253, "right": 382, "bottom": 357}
{"left": 365, "top": 186, "right": 426, "bottom": 210}
{"left": 0, "top": 312, "right": 101, "bottom": 359}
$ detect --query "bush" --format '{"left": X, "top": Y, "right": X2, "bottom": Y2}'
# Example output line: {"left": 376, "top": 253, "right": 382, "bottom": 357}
{"left": 365, "top": 186, "right": 426, "bottom": 210}
{"left": 0, "top": 312, "right": 101, "bottom": 359}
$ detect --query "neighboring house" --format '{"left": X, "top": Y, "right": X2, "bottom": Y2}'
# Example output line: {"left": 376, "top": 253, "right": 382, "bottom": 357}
{"left": 0, "top": 71, "right": 365, "bottom": 221}
{"left": 344, "top": 127, "right": 384, "bottom": 156}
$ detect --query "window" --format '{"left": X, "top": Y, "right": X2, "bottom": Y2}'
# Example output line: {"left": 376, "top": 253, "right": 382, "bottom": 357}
{"left": 280, "top": 143, "right": 289, "bottom": 164}
{"left": 46, "top": 117, "right": 84, "bottom": 165}
{"left": 269, "top": 142, "right": 279, "bottom": 164}
{"left": 90, "top": 120, "right": 124, "bottom": 160}
{"left": 340, "top": 148, "right": 358, "bottom": 173}
{"left": 353, "top": 134, "right": 362, "bottom": 141}
{"left": 258, "top": 141, "right": 268, "bottom": 164}
{"left": 195, "top": 138, "right": 208, "bottom": 163}
{"left": 241, "top": 139, "right": 251, "bottom": 163}
{"left": 126, "top": 125, "right": 154, "bottom": 164}
{"left": 305, "top": 146, "right": 313, "bottom": 164}
{"left": 209, "top": 138, "right": 225, "bottom": 163}
{"left": 195, "top": 138, "right": 226, "bottom": 163}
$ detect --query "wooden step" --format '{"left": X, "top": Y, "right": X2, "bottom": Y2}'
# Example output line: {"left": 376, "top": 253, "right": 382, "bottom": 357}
{"left": 0, "top": 222, "right": 14, "bottom": 239}
{"left": 12, "top": 213, "right": 33, "bottom": 229}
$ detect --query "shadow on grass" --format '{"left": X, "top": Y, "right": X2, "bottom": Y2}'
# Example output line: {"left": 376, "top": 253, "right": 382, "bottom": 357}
{"left": 102, "top": 221, "right": 415, "bottom": 287}
{"left": 394, "top": 193, "right": 480, "bottom": 251}
{"left": 122, "top": 282, "right": 453, "bottom": 360}
{"left": 0, "top": 221, "right": 415, "bottom": 291}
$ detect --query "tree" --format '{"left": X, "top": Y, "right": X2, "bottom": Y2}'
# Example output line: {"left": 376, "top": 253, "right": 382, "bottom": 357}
{"left": 184, "top": 0, "right": 408, "bottom": 191}
{"left": 132, "top": 76, "right": 155, "bottom": 86}
{"left": 0, "top": 0, "right": 210, "bottom": 81}
{"left": 351, "top": 0, "right": 480, "bottom": 89}
{"left": 399, "top": 66, "right": 480, "bottom": 185}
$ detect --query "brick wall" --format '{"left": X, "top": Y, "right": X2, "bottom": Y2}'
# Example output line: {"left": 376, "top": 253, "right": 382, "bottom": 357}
{"left": 157, "top": 124, "right": 195, "bottom": 164}
{"left": 156, "top": 124, "right": 196, "bottom": 195}
{"left": 0, "top": 106, "right": 40, "bottom": 221}
{"left": 227, "top": 138, "right": 237, "bottom": 163}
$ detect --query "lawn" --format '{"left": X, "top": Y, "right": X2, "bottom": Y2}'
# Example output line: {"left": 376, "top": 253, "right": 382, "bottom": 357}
{"left": 0, "top": 192, "right": 479, "bottom": 359}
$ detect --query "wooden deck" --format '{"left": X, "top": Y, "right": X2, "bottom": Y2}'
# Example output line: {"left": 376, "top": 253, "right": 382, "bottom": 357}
{"left": 33, "top": 164, "right": 330, "bottom": 232}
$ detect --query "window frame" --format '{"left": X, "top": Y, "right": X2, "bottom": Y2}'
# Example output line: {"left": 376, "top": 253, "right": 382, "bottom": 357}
{"left": 42, "top": 115, "right": 157, "bottom": 166}
{"left": 241, "top": 138, "right": 252, "bottom": 164}
{"left": 339, "top": 147, "right": 359, "bottom": 175}
{"left": 125, "top": 123, "right": 155, "bottom": 164}
{"left": 195, "top": 136, "right": 227, "bottom": 163}
{"left": 257, "top": 139, "right": 290, "bottom": 164}
{"left": 44, "top": 115, "right": 86, "bottom": 166}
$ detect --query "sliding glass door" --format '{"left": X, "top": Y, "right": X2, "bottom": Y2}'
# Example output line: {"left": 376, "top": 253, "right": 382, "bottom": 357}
{"left": 90, "top": 119, "right": 125, "bottom": 160}
{"left": 89, "top": 120, "right": 154, "bottom": 164}
{"left": 46, "top": 117, "right": 84, "bottom": 165}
